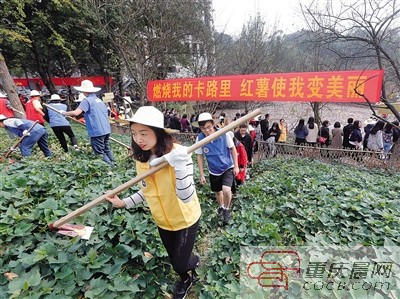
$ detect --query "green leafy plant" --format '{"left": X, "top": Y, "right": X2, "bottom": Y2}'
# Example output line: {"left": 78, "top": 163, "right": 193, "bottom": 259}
{"left": 1, "top": 126, "right": 399, "bottom": 298}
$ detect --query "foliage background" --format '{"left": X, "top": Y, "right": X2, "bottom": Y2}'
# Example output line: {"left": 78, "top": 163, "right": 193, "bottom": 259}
{"left": 0, "top": 124, "right": 399, "bottom": 298}
{"left": 3, "top": 0, "right": 400, "bottom": 122}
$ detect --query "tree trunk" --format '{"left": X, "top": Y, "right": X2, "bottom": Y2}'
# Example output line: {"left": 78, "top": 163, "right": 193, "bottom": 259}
{"left": 0, "top": 51, "right": 26, "bottom": 118}
{"left": 311, "top": 102, "right": 322, "bottom": 126}
{"left": 31, "top": 44, "right": 57, "bottom": 95}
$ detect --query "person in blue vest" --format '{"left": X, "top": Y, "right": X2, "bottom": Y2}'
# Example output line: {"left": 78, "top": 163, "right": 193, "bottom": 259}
{"left": 0, "top": 114, "right": 51, "bottom": 157}
{"left": 192, "top": 112, "right": 239, "bottom": 225}
{"left": 63, "top": 80, "right": 114, "bottom": 166}
{"left": 46, "top": 94, "right": 78, "bottom": 152}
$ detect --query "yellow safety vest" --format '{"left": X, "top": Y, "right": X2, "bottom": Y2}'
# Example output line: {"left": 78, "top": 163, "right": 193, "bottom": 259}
{"left": 136, "top": 159, "right": 201, "bottom": 231}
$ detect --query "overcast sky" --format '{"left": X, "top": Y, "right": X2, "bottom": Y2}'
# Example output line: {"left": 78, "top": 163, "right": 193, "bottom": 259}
{"left": 212, "top": 0, "right": 308, "bottom": 36}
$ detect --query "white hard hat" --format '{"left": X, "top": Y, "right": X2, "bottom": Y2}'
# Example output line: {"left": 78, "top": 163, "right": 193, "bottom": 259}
{"left": 30, "top": 90, "right": 41, "bottom": 97}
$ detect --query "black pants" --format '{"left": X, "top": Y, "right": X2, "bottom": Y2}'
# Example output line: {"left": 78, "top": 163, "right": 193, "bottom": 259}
{"left": 295, "top": 137, "right": 306, "bottom": 145}
{"left": 158, "top": 219, "right": 200, "bottom": 280}
{"left": 52, "top": 126, "right": 77, "bottom": 152}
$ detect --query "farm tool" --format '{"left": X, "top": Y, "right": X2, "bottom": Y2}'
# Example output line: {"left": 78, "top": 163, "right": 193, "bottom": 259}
{"left": 3, "top": 120, "right": 39, "bottom": 159}
{"left": 48, "top": 108, "right": 261, "bottom": 239}
{"left": 43, "top": 103, "right": 131, "bottom": 150}
{"left": 11, "top": 107, "right": 25, "bottom": 117}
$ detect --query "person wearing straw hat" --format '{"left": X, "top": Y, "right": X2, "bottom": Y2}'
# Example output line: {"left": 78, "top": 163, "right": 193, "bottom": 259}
{"left": 63, "top": 80, "right": 114, "bottom": 166}
{"left": 25, "top": 90, "right": 45, "bottom": 125}
{"left": 192, "top": 112, "right": 239, "bottom": 225}
{"left": 106, "top": 106, "right": 201, "bottom": 299}
{"left": 0, "top": 114, "right": 51, "bottom": 158}
{"left": 46, "top": 94, "right": 78, "bottom": 152}
{"left": 0, "top": 92, "right": 15, "bottom": 118}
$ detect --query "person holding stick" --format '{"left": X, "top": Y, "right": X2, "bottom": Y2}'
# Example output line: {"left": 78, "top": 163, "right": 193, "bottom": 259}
{"left": 192, "top": 112, "right": 239, "bottom": 225}
{"left": 0, "top": 114, "right": 51, "bottom": 157}
{"left": 46, "top": 94, "right": 79, "bottom": 152}
{"left": 25, "top": 90, "right": 45, "bottom": 125}
{"left": 105, "top": 106, "right": 201, "bottom": 299}
{"left": 62, "top": 80, "right": 115, "bottom": 166}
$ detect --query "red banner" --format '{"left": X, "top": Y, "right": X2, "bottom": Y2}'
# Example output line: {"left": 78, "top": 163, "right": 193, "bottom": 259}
{"left": 14, "top": 76, "right": 113, "bottom": 87}
{"left": 147, "top": 70, "right": 383, "bottom": 103}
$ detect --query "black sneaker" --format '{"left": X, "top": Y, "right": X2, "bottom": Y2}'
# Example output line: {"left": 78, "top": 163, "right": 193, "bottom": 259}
{"left": 217, "top": 206, "right": 224, "bottom": 216}
{"left": 223, "top": 209, "right": 231, "bottom": 224}
{"left": 173, "top": 276, "right": 193, "bottom": 299}
{"left": 191, "top": 268, "right": 199, "bottom": 284}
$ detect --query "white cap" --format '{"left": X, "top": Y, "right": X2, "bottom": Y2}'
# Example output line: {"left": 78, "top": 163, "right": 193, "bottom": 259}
{"left": 126, "top": 106, "right": 178, "bottom": 134}
{"left": 191, "top": 112, "right": 214, "bottom": 127}
{"left": 50, "top": 94, "right": 62, "bottom": 101}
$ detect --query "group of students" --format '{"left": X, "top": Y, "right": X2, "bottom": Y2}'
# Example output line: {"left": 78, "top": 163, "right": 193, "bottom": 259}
{"left": 224, "top": 113, "right": 400, "bottom": 162}
{"left": 0, "top": 89, "right": 53, "bottom": 158}
{"left": 356, "top": 118, "right": 399, "bottom": 153}
{"left": 291, "top": 116, "right": 399, "bottom": 153}
{"left": 224, "top": 113, "right": 289, "bottom": 160}
{"left": 0, "top": 80, "right": 115, "bottom": 166}
{"left": 2, "top": 90, "right": 243, "bottom": 298}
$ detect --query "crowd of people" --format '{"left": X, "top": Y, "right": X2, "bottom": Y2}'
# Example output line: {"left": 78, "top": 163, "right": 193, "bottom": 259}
{"left": 290, "top": 116, "right": 400, "bottom": 155}
{"left": 2, "top": 83, "right": 400, "bottom": 298}
{"left": 0, "top": 80, "right": 115, "bottom": 165}
{"left": 184, "top": 112, "right": 400, "bottom": 164}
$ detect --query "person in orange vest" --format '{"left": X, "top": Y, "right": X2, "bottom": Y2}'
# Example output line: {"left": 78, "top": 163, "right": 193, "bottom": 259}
{"left": 0, "top": 92, "right": 15, "bottom": 118}
{"left": 25, "top": 90, "right": 45, "bottom": 125}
